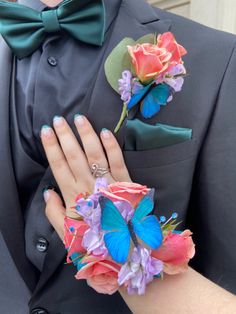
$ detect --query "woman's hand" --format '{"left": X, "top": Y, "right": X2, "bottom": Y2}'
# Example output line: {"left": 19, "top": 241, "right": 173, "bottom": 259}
{"left": 40, "top": 115, "right": 236, "bottom": 313}
{"left": 41, "top": 115, "right": 130, "bottom": 240}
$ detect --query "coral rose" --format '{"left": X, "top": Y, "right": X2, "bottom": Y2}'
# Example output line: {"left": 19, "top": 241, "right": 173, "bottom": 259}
{"left": 128, "top": 32, "right": 187, "bottom": 84}
{"left": 101, "top": 182, "right": 150, "bottom": 208}
{"left": 157, "top": 32, "right": 187, "bottom": 72}
{"left": 151, "top": 229, "right": 195, "bottom": 274}
{"left": 76, "top": 256, "right": 120, "bottom": 295}
{"left": 64, "top": 217, "right": 89, "bottom": 263}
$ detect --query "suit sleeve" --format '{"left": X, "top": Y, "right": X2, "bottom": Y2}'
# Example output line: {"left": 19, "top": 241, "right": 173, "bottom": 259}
{"left": 187, "top": 42, "right": 236, "bottom": 295}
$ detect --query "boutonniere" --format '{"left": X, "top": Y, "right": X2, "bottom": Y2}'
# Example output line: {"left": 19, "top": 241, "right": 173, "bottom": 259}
{"left": 105, "top": 32, "right": 187, "bottom": 133}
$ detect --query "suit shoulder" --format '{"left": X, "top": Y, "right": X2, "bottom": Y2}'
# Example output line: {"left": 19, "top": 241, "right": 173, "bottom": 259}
{"left": 153, "top": 6, "right": 236, "bottom": 50}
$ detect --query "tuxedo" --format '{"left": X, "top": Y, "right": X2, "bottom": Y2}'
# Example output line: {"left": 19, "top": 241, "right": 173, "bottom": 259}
{"left": 0, "top": 0, "right": 236, "bottom": 313}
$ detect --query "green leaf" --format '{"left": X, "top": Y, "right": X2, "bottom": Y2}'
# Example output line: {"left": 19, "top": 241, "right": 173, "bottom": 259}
{"left": 162, "top": 221, "right": 182, "bottom": 234}
{"left": 135, "top": 33, "right": 156, "bottom": 45}
{"left": 104, "top": 37, "right": 135, "bottom": 93}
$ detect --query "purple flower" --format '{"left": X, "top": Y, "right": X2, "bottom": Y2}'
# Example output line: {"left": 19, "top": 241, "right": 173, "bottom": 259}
{"left": 118, "top": 70, "right": 145, "bottom": 105}
{"left": 132, "top": 80, "right": 144, "bottom": 95}
{"left": 94, "top": 178, "right": 108, "bottom": 193}
{"left": 118, "top": 70, "right": 133, "bottom": 104}
{"left": 82, "top": 228, "right": 108, "bottom": 257}
{"left": 76, "top": 198, "right": 101, "bottom": 230}
{"left": 118, "top": 246, "right": 163, "bottom": 295}
{"left": 76, "top": 179, "right": 109, "bottom": 230}
{"left": 155, "top": 64, "right": 186, "bottom": 101}
{"left": 76, "top": 195, "right": 108, "bottom": 256}
{"left": 114, "top": 200, "right": 134, "bottom": 222}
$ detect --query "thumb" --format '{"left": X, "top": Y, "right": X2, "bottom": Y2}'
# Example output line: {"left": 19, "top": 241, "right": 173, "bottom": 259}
{"left": 44, "top": 189, "right": 65, "bottom": 241}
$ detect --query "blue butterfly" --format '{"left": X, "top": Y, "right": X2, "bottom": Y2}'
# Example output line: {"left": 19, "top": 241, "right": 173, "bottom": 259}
{"left": 99, "top": 195, "right": 163, "bottom": 264}
{"left": 127, "top": 83, "right": 172, "bottom": 119}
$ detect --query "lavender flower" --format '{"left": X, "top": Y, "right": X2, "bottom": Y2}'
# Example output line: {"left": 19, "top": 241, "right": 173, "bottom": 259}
{"left": 114, "top": 200, "right": 134, "bottom": 222}
{"left": 94, "top": 177, "right": 108, "bottom": 193}
{"left": 82, "top": 228, "right": 108, "bottom": 257}
{"left": 132, "top": 80, "right": 144, "bottom": 95}
{"left": 118, "top": 70, "right": 145, "bottom": 105}
{"left": 118, "top": 246, "right": 163, "bottom": 295}
{"left": 155, "top": 64, "right": 186, "bottom": 102}
{"left": 76, "top": 198, "right": 100, "bottom": 230}
{"left": 118, "top": 70, "right": 133, "bottom": 104}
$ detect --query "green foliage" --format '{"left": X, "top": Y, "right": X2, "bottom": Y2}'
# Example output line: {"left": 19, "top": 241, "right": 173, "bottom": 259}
{"left": 136, "top": 33, "right": 156, "bottom": 45}
{"left": 105, "top": 37, "right": 135, "bottom": 93}
{"left": 161, "top": 219, "right": 182, "bottom": 237}
{"left": 104, "top": 34, "right": 156, "bottom": 93}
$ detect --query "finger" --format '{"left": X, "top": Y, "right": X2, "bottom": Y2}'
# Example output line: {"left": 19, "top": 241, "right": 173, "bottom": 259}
{"left": 74, "top": 115, "right": 111, "bottom": 178}
{"left": 41, "top": 125, "right": 75, "bottom": 192}
{"left": 44, "top": 189, "right": 65, "bottom": 241}
{"left": 100, "top": 129, "right": 131, "bottom": 182}
{"left": 53, "top": 116, "right": 92, "bottom": 180}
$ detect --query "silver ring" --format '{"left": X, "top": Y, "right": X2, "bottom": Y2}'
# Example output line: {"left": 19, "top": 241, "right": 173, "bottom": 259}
{"left": 91, "top": 163, "right": 110, "bottom": 178}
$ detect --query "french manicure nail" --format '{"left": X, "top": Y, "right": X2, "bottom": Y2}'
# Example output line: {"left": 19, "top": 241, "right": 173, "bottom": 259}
{"left": 43, "top": 190, "right": 50, "bottom": 202}
{"left": 42, "top": 185, "right": 56, "bottom": 194}
{"left": 53, "top": 116, "right": 64, "bottom": 127}
{"left": 41, "top": 125, "right": 53, "bottom": 137}
{"left": 101, "top": 128, "right": 111, "bottom": 139}
{"left": 74, "top": 114, "right": 85, "bottom": 127}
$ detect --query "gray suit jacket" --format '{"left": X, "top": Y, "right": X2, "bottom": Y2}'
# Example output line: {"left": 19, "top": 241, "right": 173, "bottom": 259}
{"left": 1, "top": 0, "right": 236, "bottom": 313}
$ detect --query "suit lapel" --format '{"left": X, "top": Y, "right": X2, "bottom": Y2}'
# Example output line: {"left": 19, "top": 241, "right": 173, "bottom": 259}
{"left": 33, "top": 0, "right": 172, "bottom": 296}
{"left": 0, "top": 38, "right": 38, "bottom": 292}
{"left": 86, "top": 0, "right": 172, "bottom": 145}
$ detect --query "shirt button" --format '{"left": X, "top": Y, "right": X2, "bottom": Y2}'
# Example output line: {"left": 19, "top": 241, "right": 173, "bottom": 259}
{"left": 36, "top": 238, "right": 49, "bottom": 253}
{"left": 47, "top": 56, "right": 57, "bottom": 66}
{"left": 31, "top": 308, "right": 48, "bottom": 314}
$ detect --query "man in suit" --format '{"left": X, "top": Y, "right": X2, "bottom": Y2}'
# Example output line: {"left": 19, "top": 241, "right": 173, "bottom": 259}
{"left": 0, "top": 0, "right": 236, "bottom": 313}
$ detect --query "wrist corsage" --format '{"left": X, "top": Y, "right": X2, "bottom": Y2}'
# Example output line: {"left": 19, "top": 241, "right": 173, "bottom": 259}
{"left": 64, "top": 179, "right": 195, "bottom": 295}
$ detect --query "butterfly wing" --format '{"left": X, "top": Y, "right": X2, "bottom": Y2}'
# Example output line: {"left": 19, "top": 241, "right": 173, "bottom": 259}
{"left": 127, "top": 83, "right": 152, "bottom": 110}
{"left": 132, "top": 195, "right": 163, "bottom": 250}
{"left": 141, "top": 83, "right": 170, "bottom": 118}
{"left": 99, "top": 196, "right": 130, "bottom": 264}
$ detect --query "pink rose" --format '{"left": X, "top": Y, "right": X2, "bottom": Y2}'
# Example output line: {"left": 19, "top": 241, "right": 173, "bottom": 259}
{"left": 64, "top": 217, "right": 89, "bottom": 263}
{"left": 76, "top": 256, "right": 120, "bottom": 295}
{"left": 101, "top": 182, "right": 150, "bottom": 208}
{"left": 157, "top": 32, "right": 187, "bottom": 71}
{"left": 151, "top": 229, "right": 195, "bottom": 275}
{"left": 127, "top": 32, "right": 187, "bottom": 83}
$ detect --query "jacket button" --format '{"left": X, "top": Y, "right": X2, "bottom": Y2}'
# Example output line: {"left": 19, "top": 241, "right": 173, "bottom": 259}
{"left": 31, "top": 308, "right": 48, "bottom": 314}
{"left": 47, "top": 56, "right": 57, "bottom": 66}
{"left": 36, "top": 237, "right": 49, "bottom": 252}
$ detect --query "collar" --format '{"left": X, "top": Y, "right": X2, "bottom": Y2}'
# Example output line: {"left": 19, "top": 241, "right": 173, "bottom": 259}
{"left": 18, "top": 0, "right": 122, "bottom": 33}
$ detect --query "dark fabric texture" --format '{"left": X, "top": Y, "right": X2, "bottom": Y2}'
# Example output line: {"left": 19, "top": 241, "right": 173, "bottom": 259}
{"left": 0, "top": 0, "right": 236, "bottom": 313}
{"left": 13, "top": 0, "right": 122, "bottom": 274}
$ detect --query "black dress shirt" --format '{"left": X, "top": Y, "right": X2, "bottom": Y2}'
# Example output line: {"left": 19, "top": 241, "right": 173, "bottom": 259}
{"left": 12, "top": 0, "right": 122, "bottom": 271}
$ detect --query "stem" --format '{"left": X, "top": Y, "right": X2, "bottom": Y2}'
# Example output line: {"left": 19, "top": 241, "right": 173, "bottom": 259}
{"left": 114, "top": 103, "right": 128, "bottom": 133}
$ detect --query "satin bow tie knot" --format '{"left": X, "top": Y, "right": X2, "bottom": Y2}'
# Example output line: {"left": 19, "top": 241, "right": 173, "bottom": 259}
{"left": 0, "top": 0, "right": 105, "bottom": 59}
{"left": 42, "top": 10, "right": 61, "bottom": 33}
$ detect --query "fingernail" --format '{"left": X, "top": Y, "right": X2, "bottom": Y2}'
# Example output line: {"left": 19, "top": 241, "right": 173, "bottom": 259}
{"left": 74, "top": 114, "right": 85, "bottom": 127}
{"left": 53, "top": 116, "right": 64, "bottom": 127}
{"left": 101, "top": 128, "right": 111, "bottom": 139}
{"left": 41, "top": 125, "right": 53, "bottom": 137}
{"left": 43, "top": 190, "right": 50, "bottom": 202}
{"left": 42, "top": 185, "right": 56, "bottom": 194}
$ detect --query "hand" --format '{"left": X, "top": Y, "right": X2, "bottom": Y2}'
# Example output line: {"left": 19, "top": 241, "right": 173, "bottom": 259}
{"left": 41, "top": 115, "right": 131, "bottom": 240}
{"left": 40, "top": 116, "right": 236, "bottom": 313}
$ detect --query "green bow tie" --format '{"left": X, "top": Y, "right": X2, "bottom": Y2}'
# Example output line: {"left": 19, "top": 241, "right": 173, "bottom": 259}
{"left": 0, "top": 0, "right": 105, "bottom": 59}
